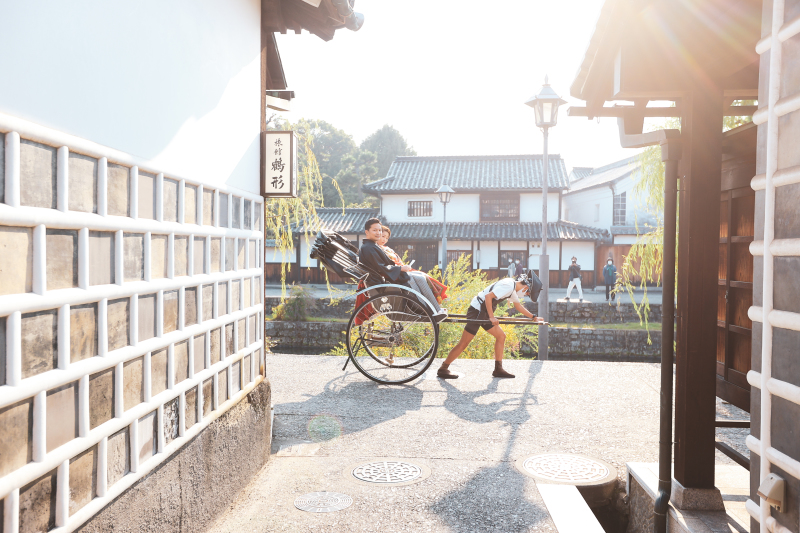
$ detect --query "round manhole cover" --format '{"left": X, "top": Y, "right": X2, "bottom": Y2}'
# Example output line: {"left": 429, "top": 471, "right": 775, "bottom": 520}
{"left": 522, "top": 453, "right": 610, "bottom": 483}
{"left": 294, "top": 492, "right": 353, "bottom": 513}
{"left": 352, "top": 461, "right": 422, "bottom": 484}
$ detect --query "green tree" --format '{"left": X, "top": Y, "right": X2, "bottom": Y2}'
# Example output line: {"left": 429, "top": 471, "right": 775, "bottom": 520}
{"left": 330, "top": 149, "right": 379, "bottom": 207}
{"left": 360, "top": 124, "right": 417, "bottom": 178}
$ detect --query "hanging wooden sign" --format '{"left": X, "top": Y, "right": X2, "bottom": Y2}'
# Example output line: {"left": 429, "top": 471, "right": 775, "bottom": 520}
{"left": 262, "top": 131, "right": 298, "bottom": 198}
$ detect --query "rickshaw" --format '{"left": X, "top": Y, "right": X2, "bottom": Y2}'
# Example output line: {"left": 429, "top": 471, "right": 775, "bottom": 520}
{"left": 309, "top": 230, "right": 543, "bottom": 385}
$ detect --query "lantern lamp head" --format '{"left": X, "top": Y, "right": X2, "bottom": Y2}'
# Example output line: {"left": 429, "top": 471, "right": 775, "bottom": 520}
{"left": 525, "top": 76, "right": 567, "bottom": 128}
{"left": 436, "top": 184, "right": 455, "bottom": 204}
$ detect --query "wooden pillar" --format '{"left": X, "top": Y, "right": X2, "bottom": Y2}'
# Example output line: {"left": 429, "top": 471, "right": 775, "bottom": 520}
{"left": 674, "top": 85, "right": 724, "bottom": 488}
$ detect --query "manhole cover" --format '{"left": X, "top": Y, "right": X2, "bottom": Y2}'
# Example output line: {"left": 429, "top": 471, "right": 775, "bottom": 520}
{"left": 352, "top": 461, "right": 422, "bottom": 484}
{"left": 522, "top": 454, "right": 610, "bottom": 483}
{"left": 294, "top": 492, "right": 353, "bottom": 513}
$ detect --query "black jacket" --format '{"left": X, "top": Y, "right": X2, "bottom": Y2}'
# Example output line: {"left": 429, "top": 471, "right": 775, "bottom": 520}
{"left": 358, "top": 240, "right": 410, "bottom": 286}
{"left": 568, "top": 263, "right": 581, "bottom": 281}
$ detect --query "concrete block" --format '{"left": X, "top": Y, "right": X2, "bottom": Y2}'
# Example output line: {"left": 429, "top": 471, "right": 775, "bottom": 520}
{"left": 68, "top": 153, "right": 97, "bottom": 213}
{"left": 107, "top": 163, "right": 130, "bottom": 217}
{"left": 244, "top": 199, "right": 252, "bottom": 230}
{"left": 46, "top": 381, "right": 77, "bottom": 452}
{"left": 202, "top": 284, "right": 213, "bottom": 322}
{"left": 210, "top": 238, "right": 221, "bottom": 273}
{"left": 138, "top": 293, "right": 156, "bottom": 342}
{"left": 194, "top": 237, "right": 205, "bottom": 274}
{"left": 219, "top": 194, "right": 229, "bottom": 228}
{"left": 0, "top": 226, "right": 33, "bottom": 295}
{"left": 202, "top": 379, "right": 212, "bottom": 417}
{"left": 174, "top": 236, "right": 188, "bottom": 277}
{"left": 225, "top": 239, "right": 235, "bottom": 271}
{"left": 123, "top": 357, "right": 143, "bottom": 412}
{"left": 232, "top": 196, "right": 241, "bottom": 229}
{"left": 244, "top": 278, "right": 251, "bottom": 308}
{"left": 89, "top": 231, "right": 115, "bottom": 286}
{"left": 225, "top": 323, "right": 234, "bottom": 357}
{"left": 69, "top": 445, "right": 97, "bottom": 515}
{"left": 184, "top": 184, "right": 197, "bottom": 224}
{"left": 150, "top": 234, "right": 167, "bottom": 279}
{"left": 243, "top": 354, "right": 251, "bottom": 386}
{"left": 231, "top": 361, "right": 241, "bottom": 394}
{"left": 107, "top": 298, "right": 129, "bottom": 351}
{"left": 174, "top": 340, "right": 188, "bottom": 385}
{"left": 202, "top": 189, "right": 214, "bottom": 225}
{"left": 249, "top": 240, "right": 256, "bottom": 268}
{"left": 89, "top": 367, "right": 114, "bottom": 430}
{"left": 70, "top": 303, "right": 97, "bottom": 362}
{"left": 151, "top": 349, "right": 168, "bottom": 396}
{"left": 123, "top": 233, "right": 144, "bottom": 281}
{"left": 137, "top": 411, "right": 156, "bottom": 465}
{"left": 19, "top": 469, "right": 56, "bottom": 533}
{"left": 237, "top": 239, "right": 245, "bottom": 269}
{"left": 185, "top": 387, "right": 197, "bottom": 428}
{"left": 19, "top": 139, "right": 56, "bottom": 209}
{"left": 106, "top": 428, "right": 129, "bottom": 488}
{"left": 238, "top": 318, "right": 246, "bottom": 350}
{"left": 217, "top": 369, "right": 227, "bottom": 405}
{"left": 185, "top": 287, "right": 197, "bottom": 327}
{"left": 163, "top": 290, "right": 178, "bottom": 334}
{"left": 21, "top": 309, "right": 57, "bottom": 379}
{"left": 45, "top": 229, "right": 78, "bottom": 290}
{"left": 193, "top": 334, "right": 205, "bottom": 373}
{"left": 163, "top": 178, "right": 178, "bottom": 222}
{"left": 163, "top": 398, "right": 179, "bottom": 446}
{"left": 231, "top": 280, "right": 240, "bottom": 313}
{"left": 218, "top": 281, "right": 228, "bottom": 316}
{"left": 138, "top": 172, "right": 155, "bottom": 219}
{"left": 0, "top": 398, "right": 33, "bottom": 477}
{"left": 210, "top": 328, "right": 221, "bottom": 365}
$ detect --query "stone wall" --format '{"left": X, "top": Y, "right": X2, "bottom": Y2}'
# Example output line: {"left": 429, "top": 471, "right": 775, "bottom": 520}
{"left": 265, "top": 296, "right": 663, "bottom": 325}
{"left": 0, "top": 120, "right": 266, "bottom": 532}
{"left": 266, "top": 320, "right": 665, "bottom": 360}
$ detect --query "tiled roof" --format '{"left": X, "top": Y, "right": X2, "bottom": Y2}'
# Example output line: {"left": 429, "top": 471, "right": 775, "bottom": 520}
{"left": 363, "top": 155, "right": 570, "bottom": 194}
{"left": 289, "top": 208, "right": 380, "bottom": 235}
{"left": 571, "top": 167, "right": 594, "bottom": 180}
{"left": 610, "top": 225, "right": 656, "bottom": 235}
{"left": 386, "top": 221, "right": 608, "bottom": 242}
{"left": 566, "top": 156, "right": 640, "bottom": 194}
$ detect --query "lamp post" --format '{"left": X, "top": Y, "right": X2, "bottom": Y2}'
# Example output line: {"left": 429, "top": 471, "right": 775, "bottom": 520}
{"left": 525, "top": 76, "right": 566, "bottom": 361}
{"left": 436, "top": 184, "right": 454, "bottom": 279}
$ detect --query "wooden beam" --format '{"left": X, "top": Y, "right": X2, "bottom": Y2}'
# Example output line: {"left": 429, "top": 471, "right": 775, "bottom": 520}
{"left": 674, "top": 84, "right": 724, "bottom": 489}
{"left": 568, "top": 105, "right": 757, "bottom": 119}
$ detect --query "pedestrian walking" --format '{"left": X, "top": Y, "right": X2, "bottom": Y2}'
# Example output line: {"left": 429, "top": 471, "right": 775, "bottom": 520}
{"left": 565, "top": 256, "right": 583, "bottom": 302}
{"left": 507, "top": 259, "right": 516, "bottom": 278}
{"left": 603, "top": 258, "right": 617, "bottom": 302}
{"left": 515, "top": 259, "right": 524, "bottom": 277}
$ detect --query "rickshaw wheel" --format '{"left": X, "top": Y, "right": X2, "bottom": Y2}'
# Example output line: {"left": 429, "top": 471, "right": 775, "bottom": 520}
{"left": 346, "top": 292, "right": 439, "bottom": 385}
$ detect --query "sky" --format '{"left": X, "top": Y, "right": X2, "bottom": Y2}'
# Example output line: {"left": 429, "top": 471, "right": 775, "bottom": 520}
{"left": 274, "top": 0, "right": 640, "bottom": 173}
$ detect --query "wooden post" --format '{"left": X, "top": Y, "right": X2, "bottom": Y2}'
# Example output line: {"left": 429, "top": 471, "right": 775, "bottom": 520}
{"left": 674, "top": 86, "right": 724, "bottom": 488}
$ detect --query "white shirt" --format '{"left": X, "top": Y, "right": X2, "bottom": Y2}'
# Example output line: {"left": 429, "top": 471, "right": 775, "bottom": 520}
{"left": 470, "top": 278, "right": 525, "bottom": 310}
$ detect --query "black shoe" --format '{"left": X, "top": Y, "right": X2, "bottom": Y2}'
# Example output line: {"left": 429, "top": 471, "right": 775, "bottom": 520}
{"left": 437, "top": 366, "right": 459, "bottom": 379}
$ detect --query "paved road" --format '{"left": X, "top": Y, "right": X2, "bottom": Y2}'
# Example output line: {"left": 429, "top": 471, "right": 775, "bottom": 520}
{"left": 208, "top": 356, "right": 743, "bottom": 533}
{"left": 265, "top": 284, "right": 664, "bottom": 305}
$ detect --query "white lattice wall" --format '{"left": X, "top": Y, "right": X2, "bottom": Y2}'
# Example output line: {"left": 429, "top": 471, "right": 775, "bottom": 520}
{"left": 0, "top": 112, "right": 265, "bottom": 533}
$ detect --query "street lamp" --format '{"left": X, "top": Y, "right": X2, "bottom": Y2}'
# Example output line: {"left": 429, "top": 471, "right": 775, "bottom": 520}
{"left": 525, "top": 76, "right": 567, "bottom": 361}
{"left": 436, "top": 184, "right": 454, "bottom": 279}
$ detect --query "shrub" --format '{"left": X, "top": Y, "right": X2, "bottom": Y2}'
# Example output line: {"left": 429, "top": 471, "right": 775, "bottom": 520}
{"left": 271, "top": 284, "right": 318, "bottom": 321}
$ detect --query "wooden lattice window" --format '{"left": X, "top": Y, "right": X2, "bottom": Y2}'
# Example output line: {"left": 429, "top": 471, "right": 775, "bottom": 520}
{"left": 407, "top": 201, "right": 432, "bottom": 217}
{"left": 480, "top": 195, "right": 519, "bottom": 222}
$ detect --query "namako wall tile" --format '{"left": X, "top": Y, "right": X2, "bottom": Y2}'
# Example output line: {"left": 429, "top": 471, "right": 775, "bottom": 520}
{"left": 138, "top": 293, "right": 156, "bottom": 342}
{"left": 46, "top": 382, "right": 78, "bottom": 452}
{"left": 193, "top": 334, "right": 204, "bottom": 374}
{"left": 150, "top": 234, "right": 167, "bottom": 279}
{"left": 122, "top": 357, "right": 143, "bottom": 412}
{"left": 106, "top": 428, "right": 129, "bottom": 488}
{"left": 107, "top": 298, "right": 129, "bottom": 351}
{"left": 163, "top": 178, "right": 178, "bottom": 222}
{"left": 68, "top": 153, "right": 97, "bottom": 213}
{"left": 70, "top": 303, "right": 97, "bottom": 363}
{"left": 21, "top": 310, "right": 57, "bottom": 379}
{"left": 174, "top": 236, "right": 188, "bottom": 277}
{"left": 123, "top": 233, "right": 144, "bottom": 282}
{"left": 89, "top": 231, "right": 115, "bottom": 286}
{"left": 69, "top": 446, "right": 97, "bottom": 515}
{"left": 163, "top": 290, "right": 178, "bottom": 334}
{"left": 184, "top": 184, "right": 197, "bottom": 224}
{"left": 19, "top": 469, "right": 57, "bottom": 533}
{"left": 89, "top": 367, "right": 114, "bottom": 430}
{"left": 202, "top": 284, "right": 213, "bottom": 322}
{"left": 185, "top": 287, "right": 198, "bottom": 327}
{"left": 0, "top": 398, "right": 33, "bottom": 477}
{"left": 107, "top": 163, "right": 130, "bottom": 217}
{"left": 46, "top": 229, "right": 77, "bottom": 290}
{"left": 193, "top": 237, "right": 205, "bottom": 274}
{"left": 0, "top": 226, "right": 33, "bottom": 295}
{"left": 151, "top": 349, "right": 168, "bottom": 397}
{"left": 202, "top": 188, "right": 214, "bottom": 225}
{"left": 137, "top": 172, "right": 155, "bottom": 219}
{"left": 174, "top": 340, "right": 188, "bottom": 385}
{"left": 19, "top": 139, "right": 56, "bottom": 209}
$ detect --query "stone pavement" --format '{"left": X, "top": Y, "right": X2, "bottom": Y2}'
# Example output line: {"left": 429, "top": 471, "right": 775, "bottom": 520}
{"left": 265, "top": 284, "right": 664, "bottom": 305}
{"left": 208, "top": 356, "right": 745, "bottom": 533}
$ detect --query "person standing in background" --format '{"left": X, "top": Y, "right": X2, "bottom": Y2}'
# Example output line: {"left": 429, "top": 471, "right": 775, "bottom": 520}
{"left": 603, "top": 258, "right": 617, "bottom": 302}
{"left": 565, "top": 256, "right": 583, "bottom": 302}
{"left": 507, "top": 259, "right": 516, "bottom": 278}
{"left": 515, "top": 259, "right": 524, "bottom": 277}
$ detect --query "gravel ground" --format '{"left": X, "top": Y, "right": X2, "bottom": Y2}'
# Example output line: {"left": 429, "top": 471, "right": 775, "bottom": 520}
{"left": 208, "top": 355, "right": 747, "bottom": 533}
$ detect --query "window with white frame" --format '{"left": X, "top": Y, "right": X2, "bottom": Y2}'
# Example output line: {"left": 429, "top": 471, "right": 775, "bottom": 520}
{"left": 613, "top": 192, "right": 626, "bottom": 226}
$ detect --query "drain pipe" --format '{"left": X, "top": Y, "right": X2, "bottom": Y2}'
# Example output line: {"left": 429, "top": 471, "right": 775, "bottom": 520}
{"left": 330, "top": 0, "right": 364, "bottom": 31}
{"left": 654, "top": 141, "right": 680, "bottom": 533}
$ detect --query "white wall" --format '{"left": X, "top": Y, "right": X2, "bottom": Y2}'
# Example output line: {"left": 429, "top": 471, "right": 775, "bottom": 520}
{"left": 0, "top": 0, "right": 262, "bottom": 195}
{"left": 563, "top": 187, "right": 613, "bottom": 229}
{"left": 560, "top": 241, "right": 596, "bottom": 270}
{"left": 382, "top": 194, "right": 481, "bottom": 223}
{"left": 519, "top": 193, "right": 561, "bottom": 222}
{"left": 476, "top": 241, "right": 498, "bottom": 269}
{"left": 266, "top": 246, "right": 292, "bottom": 264}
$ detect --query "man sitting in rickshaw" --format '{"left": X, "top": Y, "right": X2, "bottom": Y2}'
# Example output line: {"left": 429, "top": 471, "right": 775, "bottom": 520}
{"left": 437, "top": 271, "right": 545, "bottom": 379}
